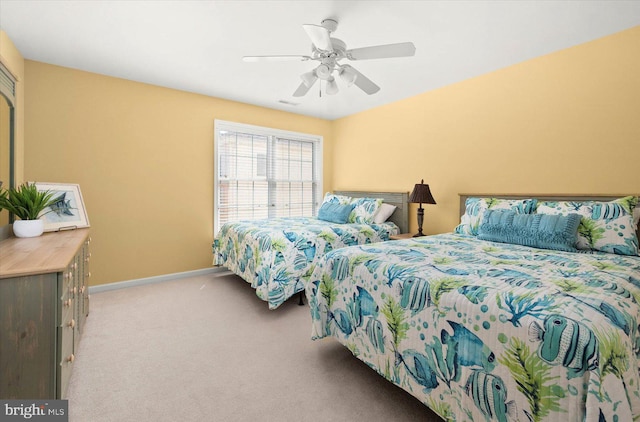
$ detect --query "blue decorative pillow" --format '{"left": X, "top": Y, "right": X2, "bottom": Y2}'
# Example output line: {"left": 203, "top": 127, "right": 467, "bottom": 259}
{"left": 317, "top": 202, "right": 354, "bottom": 224}
{"left": 454, "top": 197, "right": 538, "bottom": 236}
{"left": 478, "top": 209, "right": 582, "bottom": 252}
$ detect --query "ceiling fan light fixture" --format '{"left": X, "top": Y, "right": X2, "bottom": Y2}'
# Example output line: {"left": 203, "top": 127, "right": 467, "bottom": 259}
{"left": 315, "top": 64, "right": 332, "bottom": 80}
{"left": 326, "top": 77, "right": 339, "bottom": 95}
{"left": 300, "top": 70, "right": 318, "bottom": 87}
{"left": 339, "top": 66, "right": 358, "bottom": 87}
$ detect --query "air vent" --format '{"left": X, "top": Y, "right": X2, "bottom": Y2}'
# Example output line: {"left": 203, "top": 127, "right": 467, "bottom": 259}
{"left": 278, "top": 100, "right": 299, "bottom": 106}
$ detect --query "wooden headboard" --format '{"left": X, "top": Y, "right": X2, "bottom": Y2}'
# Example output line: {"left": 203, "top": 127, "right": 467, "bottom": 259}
{"left": 459, "top": 193, "right": 640, "bottom": 241}
{"left": 335, "top": 191, "right": 409, "bottom": 234}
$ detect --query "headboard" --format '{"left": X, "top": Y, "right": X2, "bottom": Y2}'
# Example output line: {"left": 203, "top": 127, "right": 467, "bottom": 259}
{"left": 335, "top": 191, "right": 409, "bottom": 234}
{"left": 459, "top": 193, "right": 640, "bottom": 241}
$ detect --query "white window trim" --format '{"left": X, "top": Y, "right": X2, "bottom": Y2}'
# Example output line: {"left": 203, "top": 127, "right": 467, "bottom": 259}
{"left": 213, "top": 119, "right": 323, "bottom": 235}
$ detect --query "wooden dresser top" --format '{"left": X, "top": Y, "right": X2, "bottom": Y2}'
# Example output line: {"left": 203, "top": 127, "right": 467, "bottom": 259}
{"left": 0, "top": 228, "right": 90, "bottom": 279}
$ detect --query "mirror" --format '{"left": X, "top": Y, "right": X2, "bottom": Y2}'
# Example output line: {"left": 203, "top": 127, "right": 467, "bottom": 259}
{"left": 0, "top": 62, "right": 16, "bottom": 228}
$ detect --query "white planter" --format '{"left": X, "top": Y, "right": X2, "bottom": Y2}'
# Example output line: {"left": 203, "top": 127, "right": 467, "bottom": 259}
{"left": 13, "top": 219, "right": 45, "bottom": 238}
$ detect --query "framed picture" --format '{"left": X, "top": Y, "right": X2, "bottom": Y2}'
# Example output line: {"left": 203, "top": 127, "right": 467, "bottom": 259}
{"left": 34, "top": 182, "right": 90, "bottom": 232}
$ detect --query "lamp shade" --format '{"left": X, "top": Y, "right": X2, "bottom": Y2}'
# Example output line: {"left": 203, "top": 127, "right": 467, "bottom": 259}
{"left": 315, "top": 64, "right": 332, "bottom": 79}
{"left": 409, "top": 179, "right": 436, "bottom": 205}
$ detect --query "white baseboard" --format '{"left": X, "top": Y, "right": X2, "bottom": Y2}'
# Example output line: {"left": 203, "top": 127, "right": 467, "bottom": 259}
{"left": 89, "top": 267, "right": 232, "bottom": 294}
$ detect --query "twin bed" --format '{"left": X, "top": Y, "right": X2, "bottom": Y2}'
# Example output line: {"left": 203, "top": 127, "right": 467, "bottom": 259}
{"left": 214, "top": 192, "right": 640, "bottom": 421}
{"left": 213, "top": 191, "right": 409, "bottom": 309}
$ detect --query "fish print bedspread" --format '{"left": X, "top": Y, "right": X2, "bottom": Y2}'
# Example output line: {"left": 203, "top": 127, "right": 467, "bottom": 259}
{"left": 306, "top": 233, "right": 640, "bottom": 421}
{"left": 213, "top": 217, "right": 399, "bottom": 309}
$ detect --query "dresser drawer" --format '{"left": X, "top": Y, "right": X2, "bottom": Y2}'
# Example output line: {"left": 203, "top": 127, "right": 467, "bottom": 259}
{"left": 60, "top": 275, "right": 72, "bottom": 309}
{"left": 59, "top": 311, "right": 75, "bottom": 358}
{"left": 58, "top": 315, "right": 76, "bottom": 399}
{"left": 61, "top": 299, "right": 73, "bottom": 331}
{"left": 61, "top": 268, "right": 74, "bottom": 301}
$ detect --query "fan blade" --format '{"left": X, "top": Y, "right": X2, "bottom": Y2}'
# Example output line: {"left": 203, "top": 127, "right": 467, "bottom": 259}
{"left": 302, "top": 24, "right": 333, "bottom": 52}
{"left": 293, "top": 79, "right": 317, "bottom": 97}
{"left": 345, "top": 65, "right": 380, "bottom": 95}
{"left": 347, "top": 42, "right": 416, "bottom": 60}
{"left": 243, "top": 55, "right": 311, "bottom": 62}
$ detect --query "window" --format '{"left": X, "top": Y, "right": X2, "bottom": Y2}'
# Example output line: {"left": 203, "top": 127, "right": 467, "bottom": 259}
{"left": 214, "top": 120, "right": 322, "bottom": 233}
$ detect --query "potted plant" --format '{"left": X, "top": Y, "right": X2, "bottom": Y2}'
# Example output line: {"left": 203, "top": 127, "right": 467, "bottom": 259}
{"left": 0, "top": 182, "right": 57, "bottom": 238}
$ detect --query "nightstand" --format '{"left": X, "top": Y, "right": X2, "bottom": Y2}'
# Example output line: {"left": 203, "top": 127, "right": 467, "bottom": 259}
{"left": 389, "top": 233, "right": 416, "bottom": 240}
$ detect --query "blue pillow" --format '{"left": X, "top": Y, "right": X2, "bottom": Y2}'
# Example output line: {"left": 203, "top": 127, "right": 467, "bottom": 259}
{"left": 317, "top": 202, "right": 354, "bottom": 224}
{"left": 478, "top": 209, "right": 581, "bottom": 252}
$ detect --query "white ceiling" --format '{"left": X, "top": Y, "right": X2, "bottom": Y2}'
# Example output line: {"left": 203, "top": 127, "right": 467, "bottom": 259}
{"left": 1, "top": 1, "right": 639, "bottom": 120}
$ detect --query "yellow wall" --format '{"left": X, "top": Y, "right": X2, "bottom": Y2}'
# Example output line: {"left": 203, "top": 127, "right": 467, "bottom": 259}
{"left": 24, "top": 62, "right": 333, "bottom": 285}
{"left": 332, "top": 26, "right": 640, "bottom": 235}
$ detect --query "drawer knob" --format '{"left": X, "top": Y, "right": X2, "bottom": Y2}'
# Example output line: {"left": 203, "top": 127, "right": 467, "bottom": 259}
{"left": 67, "top": 354, "right": 75, "bottom": 363}
{"left": 63, "top": 298, "right": 72, "bottom": 307}
{"left": 68, "top": 319, "right": 76, "bottom": 328}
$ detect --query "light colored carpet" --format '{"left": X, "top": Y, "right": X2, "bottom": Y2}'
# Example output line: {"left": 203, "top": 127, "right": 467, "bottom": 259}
{"left": 67, "top": 272, "right": 442, "bottom": 421}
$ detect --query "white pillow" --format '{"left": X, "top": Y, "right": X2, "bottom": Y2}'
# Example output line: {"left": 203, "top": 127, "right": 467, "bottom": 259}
{"left": 373, "top": 203, "right": 397, "bottom": 224}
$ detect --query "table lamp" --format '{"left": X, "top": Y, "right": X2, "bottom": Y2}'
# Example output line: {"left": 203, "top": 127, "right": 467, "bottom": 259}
{"left": 409, "top": 179, "right": 436, "bottom": 237}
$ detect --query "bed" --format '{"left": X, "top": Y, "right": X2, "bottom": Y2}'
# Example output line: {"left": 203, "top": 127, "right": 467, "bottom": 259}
{"left": 306, "top": 194, "right": 640, "bottom": 421}
{"left": 213, "top": 191, "right": 409, "bottom": 309}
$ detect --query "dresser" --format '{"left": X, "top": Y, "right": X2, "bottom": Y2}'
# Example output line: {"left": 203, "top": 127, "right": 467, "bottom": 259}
{"left": 0, "top": 228, "right": 91, "bottom": 399}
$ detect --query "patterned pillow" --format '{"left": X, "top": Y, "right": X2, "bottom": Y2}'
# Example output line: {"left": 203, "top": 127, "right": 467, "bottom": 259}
{"left": 322, "top": 193, "right": 352, "bottom": 206}
{"left": 455, "top": 197, "right": 538, "bottom": 236}
{"left": 536, "top": 196, "right": 639, "bottom": 256}
{"left": 348, "top": 197, "right": 382, "bottom": 224}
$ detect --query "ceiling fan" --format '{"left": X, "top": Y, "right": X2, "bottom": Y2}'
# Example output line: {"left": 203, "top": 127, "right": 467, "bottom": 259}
{"left": 242, "top": 18, "right": 416, "bottom": 97}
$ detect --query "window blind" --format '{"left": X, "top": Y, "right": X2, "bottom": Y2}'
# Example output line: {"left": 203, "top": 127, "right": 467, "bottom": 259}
{"left": 214, "top": 121, "right": 322, "bottom": 233}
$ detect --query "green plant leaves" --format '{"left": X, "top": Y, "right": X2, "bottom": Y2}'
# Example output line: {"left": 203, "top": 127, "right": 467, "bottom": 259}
{"left": 578, "top": 218, "right": 605, "bottom": 248}
{"left": 319, "top": 273, "right": 337, "bottom": 309}
{"left": 381, "top": 296, "right": 409, "bottom": 350}
{"left": 499, "top": 337, "right": 564, "bottom": 421}
{"left": 0, "top": 183, "right": 57, "bottom": 220}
